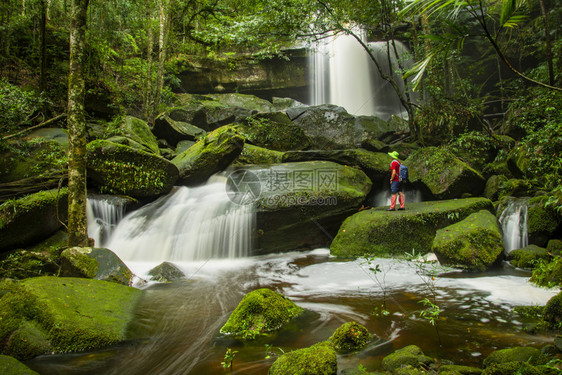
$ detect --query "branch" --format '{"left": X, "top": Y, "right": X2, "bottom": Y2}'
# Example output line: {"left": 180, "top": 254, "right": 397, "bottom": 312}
{"left": 2, "top": 114, "right": 67, "bottom": 141}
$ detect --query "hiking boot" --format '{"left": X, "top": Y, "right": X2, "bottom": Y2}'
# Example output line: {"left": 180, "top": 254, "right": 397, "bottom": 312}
{"left": 386, "top": 208, "right": 395, "bottom": 211}
{"left": 398, "top": 208, "right": 405, "bottom": 211}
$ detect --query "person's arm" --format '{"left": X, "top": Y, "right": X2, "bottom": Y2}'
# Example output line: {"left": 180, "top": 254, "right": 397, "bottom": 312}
{"left": 390, "top": 168, "right": 396, "bottom": 182}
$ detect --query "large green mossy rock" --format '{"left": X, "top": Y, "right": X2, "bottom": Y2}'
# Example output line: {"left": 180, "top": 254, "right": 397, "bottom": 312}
{"left": 439, "top": 364, "right": 482, "bottom": 374}
{"left": 0, "top": 189, "right": 68, "bottom": 252}
{"left": 331, "top": 198, "right": 494, "bottom": 257}
{"left": 0, "top": 277, "right": 143, "bottom": 359}
{"left": 481, "top": 362, "right": 542, "bottom": 375}
{"left": 268, "top": 341, "right": 337, "bottom": 375}
{"left": 381, "top": 345, "right": 434, "bottom": 372}
{"left": 543, "top": 291, "right": 562, "bottom": 329}
{"left": 152, "top": 114, "right": 206, "bottom": 148}
{"left": 0, "top": 355, "right": 39, "bottom": 375}
{"left": 283, "top": 149, "right": 392, "bottom": 183}
{"left": 242, "top": 161, "right": 372, "bottom": 253}
{"left": 507, "top": 245, "right": 550, "bottom": 269}
{"left": 118, "top": 116, "right": 160, "bottom": 154}
{"left": 406, "top": 147, "right": 486, "bottom": 199}
{"left": 431, "top": 210, "right": 504, "bottom": 271}
{"left": 171, "top": 125, "right": 244, "bottom": 184}
{"left": 60, "top": 247, "right": 133, "bottom": 285}
{"left": 527, "top": 196, "right": 559, "bottom": 247}
{"left": 168, "top": 93, "right": 266, "bottom": 131}
{"left": 506, "top": 145, "right": 531, "bottom": 179}
{"left": 220, "top": 288, "right": 303, "bottom": 339}
{"left": 329, "top": 321, "right": 372, "bottom": 354}
{"left": 237, "top": 112, "right": 310, "bottom": 151}
{"left": 234, "top": 144, "right": 285, "bottom": 165}
{"left": 285, "top": 105, "right": 392, "bottom": 150}
{"left": 86, "top": 139, "right": 179, "bottom": 198}
{"left": 482, "top": 346, "right": 548, "bottom": 368}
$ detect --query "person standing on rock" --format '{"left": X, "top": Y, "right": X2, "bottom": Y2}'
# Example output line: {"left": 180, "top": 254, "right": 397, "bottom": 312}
{"left": 387, "top": 151, "right": 405, "bottom": 211}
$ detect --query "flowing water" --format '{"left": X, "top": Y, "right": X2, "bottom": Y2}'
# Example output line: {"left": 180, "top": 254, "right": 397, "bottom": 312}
{"left": 27, "top": 183, "right": 558, "bottom": 375}
{"left": 498, "top": 199, "right": 529, "bottom": 253}
{"left": 308, "top": 32, "right": 416, "bottom": 120}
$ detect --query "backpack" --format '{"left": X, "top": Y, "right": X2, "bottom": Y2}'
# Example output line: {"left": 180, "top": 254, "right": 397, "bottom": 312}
{"left": 393, "top": 160, "right": 409, "bottom": 182}
{"left": 399, "top": 163, "right": 409, "bottom": 182}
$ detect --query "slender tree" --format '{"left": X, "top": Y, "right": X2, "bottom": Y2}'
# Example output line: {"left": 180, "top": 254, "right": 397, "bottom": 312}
{"left": 67, "top": 0, "right": 90, "bottom": 247}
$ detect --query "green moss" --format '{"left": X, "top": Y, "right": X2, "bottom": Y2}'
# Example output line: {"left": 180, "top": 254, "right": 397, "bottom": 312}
{"left": 481, "top": 361, "right": 541, "bottom": 375}
{"left": 331, "top": 198, "right": 494, "bottom": 257}
{"left": 507, "top": 245, "right": 549, "bottom": 269}
{"left": 234, "top": 144, "right": 285, "bottom": 165}
{"left": 0, "top": 355, "right": 39, "bottom": 375}
{"left": 268, "top": 341, "right": 337, "bottom": 375}
{"left": 329, "top": 321, "right": 372, "bottom": 353}
{"left": 220, "top": 288, "right": 303, "bottom": 340}
{"left": 527, "top": 197, "right": 559, "bottom": 246}
{"left": 381, "top": 345, "right": 433, "bottom": 372}
{"left": 438, "top": 364, "right": 483, "bottom": 374}
{"left": 59, "top": 247, "right": 99, "bottom": 278}
{"left": 171, "top": 125, "right": 244, "bottom": 184}
{"left": 406, "top": 147, "right": 485, "bottom": 199}
{"left": 0, "top": 277, "right": 143, "bottom": 359}
{"left": 119, "top": 116, "right": 160, "bottom": 154}
{"left": 543, "top": 291, "right": 562, "bottom": 329}
{"left": 86, "top": 139, "right": 178, "bottom": 198}
{"left": 483, "top": 347, "right": 548, "bottom": 368}
{"left": 432, "top": 210, "right": 504, "bottom": 271}
{"left": 530, "top": 256, "right": 562, "bottom": 288}
{"left": 238, "top": 112, "right": 309, "bottom": 151}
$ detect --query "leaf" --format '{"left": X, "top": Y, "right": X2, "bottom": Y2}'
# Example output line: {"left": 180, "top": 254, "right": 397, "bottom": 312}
{"left": 403, "top": 54, "right": 433, "bottom": 91}
{"left": 499, "top": 0, "right": 516, "bottom": 27}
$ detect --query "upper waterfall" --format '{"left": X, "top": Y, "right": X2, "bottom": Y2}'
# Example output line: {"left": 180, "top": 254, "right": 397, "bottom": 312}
{"left": 308, "top": 30, "right": 416, "bottom": 120}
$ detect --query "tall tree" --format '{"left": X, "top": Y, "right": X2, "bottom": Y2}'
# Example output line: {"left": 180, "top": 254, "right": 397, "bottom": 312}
{"left": 67, "top": 0, "right": 90, "bottom": 247}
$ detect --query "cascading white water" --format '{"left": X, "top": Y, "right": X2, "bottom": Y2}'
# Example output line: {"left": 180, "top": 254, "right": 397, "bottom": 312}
{"left": 309, "top": 31, "right": 415, "bottom": 120}
{"left": 87, "top": 195, "right": 128, "bottom": 247}
{"left": 498, "top": 199, "right": 529, "bottom": 252}
{"left": 103, "top": 180, "right": 255, "bottom": 263}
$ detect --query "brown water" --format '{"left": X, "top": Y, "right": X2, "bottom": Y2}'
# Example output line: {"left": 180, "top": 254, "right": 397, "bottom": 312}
{"left": 26, "top": 250, "right": 558, "bottom": 375}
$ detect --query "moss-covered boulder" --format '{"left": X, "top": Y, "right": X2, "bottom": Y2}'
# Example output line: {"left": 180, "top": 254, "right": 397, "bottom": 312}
{"left": 220, "top": 288, "right": 303, "bottom": 340}
{"left": 530, "top": 256, "right": 562, "bottom": 288}
{"left": 483, "top": 346, "right": 548, "bottom": 368}
{"left": 242, "top": 161, "right": 372, "bottom": 253}
{"left": 329, "top": 321, "right": 372, "bottom": 353}
{"left": 484, "top": 175, "right": 508, "bottom": 201}
{"left": 497, "top": 179, "right": 534, "bottom": 200}
{"left": 207, "top": 93, "right": 276, "bottom": 113}
{"left": 0, "top": 250, "right": 61, "bottom": 280}
{"left": 234, "top": 144, "right": 285, "bottom": 165}
{"left": 431, "top": 210, "right": 504, "bottom": 271}
{"left": 168, "top": 93, "right": 260, "bottom": 131}
{"left": 286, "top": 105, "right": 391, "bottom": 150}
{"left": 0, "top": 138, "right": 67, "bottom": 184}
{"left": 547, "top": 239, "right": 562, "bottom": 256}
{"left": 171, "top": 125, "right": 244, "bottom": 184}
{"left": 268, "top": 341, "right": 337, "bottom": 375}
{"left": 406, "top": 147, "right": 486, "bottom": 199}
{"left": 0, "top": 188, "right": 68, "bottom": 252}
{"left": 506, "top": 145, "right": 531, "bottom": 179}
{"left": 86, "top": 139, "right": 179, "bottom": 198}
{"left": 283, "top": 149, "right": 392, "bottom": 183}
{"left": 331, "top": 198, "right": 494, "bottom": 257}
{"left": 0, "top": 355, "right": 39, "bottom": 375}
{"left": 527, "top": 196, "right": 559, "bottom": 247}
{"left": 481, "top": 361, "right": 542, "bottom": 375}
{"left": 438, "top": 364, "right": 483, "bottom": 374}
{"left": 543, "top": 291, "right": 562, "bottom": 329}
{"left": 152, "top": 114, "right": 206, "bottom": 148}
{"left": 148, "top": 262, "right": 186, "bottom": 282}
{"left": 0, "top": 276, "right": 143, "bottom": 359}
{"left": 60, "top": 247, "right": 133, "bottom": 285}
{"left": 507, "top": 245, "right": 550, "bottom": 269}
{"left": 381, "top": 345, "right": 434, "bottom": 372}
{"left": 237, "top": 112, "right": 310, "bottom": 151}
{"left": 118, "top": 115, "right": 160, "bottom": 155}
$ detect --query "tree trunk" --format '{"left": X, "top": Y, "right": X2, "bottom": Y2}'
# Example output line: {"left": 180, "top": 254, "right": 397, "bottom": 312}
{"left": 144, "top": 0, "right": 154, "bottom": 123}
{"left": 538, "top": 0, "right": 554, "bottom": 85}
{"left": 67, "top": 0, "right": 90, "bottom": 247}
{"left": 39, "top": 0, "right": 47, "bottom": 92}
{"left": 155, "top": 0, "right": 168, "bottom": 115}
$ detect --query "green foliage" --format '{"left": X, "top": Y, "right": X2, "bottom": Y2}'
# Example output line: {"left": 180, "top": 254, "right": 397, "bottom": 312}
{"left": 0, "top": 79, "right": 47, "bottom": 134}
{"left": 221, "top": 348, "right": 238, "bottom": 369}
{"left": 530, "top": 256, "right": 562, "bottom": 288}
{"left": 418, "top": 298, "right": 440, "bottom": 326}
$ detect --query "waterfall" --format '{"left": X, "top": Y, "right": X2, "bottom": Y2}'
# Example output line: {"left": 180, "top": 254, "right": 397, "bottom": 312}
{"left": 309, "top": 31, "right": 415, "bottom": 120}
{"left": 498, "top": 199, "right": 529, "bottom": 252}
{"left": 87, "top": 195, "right": 128, "bottom": 247}
{"left": 103, "top": 180, "right": 255, "bottom": 263}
